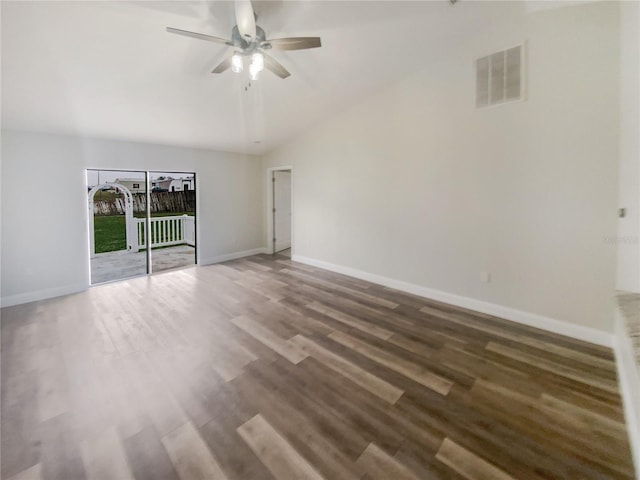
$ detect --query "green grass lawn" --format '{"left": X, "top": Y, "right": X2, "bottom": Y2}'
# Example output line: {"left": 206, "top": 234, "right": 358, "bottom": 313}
{"left": 94, "top": 215, "right": 126, "bottom": 253}
{"left": 94, "top": 213, "right": 194, "bottom": 254}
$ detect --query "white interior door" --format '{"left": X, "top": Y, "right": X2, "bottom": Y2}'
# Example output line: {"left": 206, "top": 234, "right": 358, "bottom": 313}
{"left": 273, "top": 170, "right": 291, "bottom": 252}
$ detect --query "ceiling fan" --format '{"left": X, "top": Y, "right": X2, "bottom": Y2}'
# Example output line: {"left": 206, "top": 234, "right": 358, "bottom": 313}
{"left": 166, "top": 0, "right": 321, "bottom": 80}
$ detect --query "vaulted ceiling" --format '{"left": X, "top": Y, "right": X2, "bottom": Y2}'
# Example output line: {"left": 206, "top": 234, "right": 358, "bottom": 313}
{"left": 1, "top": 1, "right": 573, "bottom": 154}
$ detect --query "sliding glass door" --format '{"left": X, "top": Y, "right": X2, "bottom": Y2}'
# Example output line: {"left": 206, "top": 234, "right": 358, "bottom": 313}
{"left": 88, "top": 169, "right": 196, "bottom": 284}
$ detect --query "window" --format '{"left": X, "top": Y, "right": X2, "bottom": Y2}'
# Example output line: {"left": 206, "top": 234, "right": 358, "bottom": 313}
{"left": 133, "top": 183, "right": 140, "bottom": 189}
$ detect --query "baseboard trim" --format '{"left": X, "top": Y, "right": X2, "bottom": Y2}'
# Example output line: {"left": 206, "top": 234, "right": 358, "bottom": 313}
{"left": 292, "top": 254, "right": 613, "bottom": 348}
{"left": 1, "top": 283, "right": 88, "bottom": 308}
{"left": 613, "top": 308, "right": 640, "bottom": 479}
{"left": 200, "top": 247, "right": 269, "bottom": 266}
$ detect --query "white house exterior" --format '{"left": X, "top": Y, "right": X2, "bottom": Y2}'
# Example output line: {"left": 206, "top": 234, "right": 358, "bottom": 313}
{"left": 114, "top": 178, "right": 146, "bottom": 194}
{"left": 169, "top": 176, "right": 195, "bottom": 192}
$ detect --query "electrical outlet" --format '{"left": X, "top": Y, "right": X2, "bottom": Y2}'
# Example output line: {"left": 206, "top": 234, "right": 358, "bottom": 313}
{"left": 480, "top": 272, "right": 491, "bottom": 284}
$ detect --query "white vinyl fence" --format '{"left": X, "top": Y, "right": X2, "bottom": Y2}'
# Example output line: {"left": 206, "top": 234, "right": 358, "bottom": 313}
{"left": 135, "top": 215, "right": 195, "bottom": 250}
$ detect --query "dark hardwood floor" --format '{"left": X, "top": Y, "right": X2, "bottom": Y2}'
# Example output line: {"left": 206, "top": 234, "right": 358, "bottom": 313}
{"left": 1, "top": 253, "right": 635, "bottom": 479}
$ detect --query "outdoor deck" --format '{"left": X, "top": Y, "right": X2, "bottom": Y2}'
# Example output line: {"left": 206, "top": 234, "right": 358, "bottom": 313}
{"left": 91, "top": 245, "right": 195, "bottom": 284}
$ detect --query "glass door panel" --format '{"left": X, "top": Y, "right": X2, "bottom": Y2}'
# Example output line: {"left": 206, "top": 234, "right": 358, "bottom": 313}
{"left": 148, "top": 171, "right": 196, "bottom": 274}
{"left": 88, "top": 169, "right": 148, "bottom": 284}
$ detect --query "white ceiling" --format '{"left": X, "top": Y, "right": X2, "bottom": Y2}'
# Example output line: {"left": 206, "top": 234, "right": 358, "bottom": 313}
{"left": 2, "top": 1, "right": 551, "bottom": 154}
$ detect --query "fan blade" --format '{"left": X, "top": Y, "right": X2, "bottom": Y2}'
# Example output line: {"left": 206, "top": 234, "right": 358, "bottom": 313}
{"left": 264, "top": 54, "right": 290, "bottom": 79}
{"left": 166, "top": 27, "right": 232, "bottom": 45}
{"left": 262, "top": 37, "right": 321, "bottom": 51}
{"left": 211, "top": 55, "right": 233, "bottom": 74}
{"left": 234, "top": 0, "right": 256, "bottom": 39}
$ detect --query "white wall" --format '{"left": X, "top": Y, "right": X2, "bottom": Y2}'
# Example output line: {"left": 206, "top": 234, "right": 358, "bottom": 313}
{"left": 1, "top": 130, "right": 264, "bottom": 306}
{"left": 616, "top": 0, "right": 640, "bottom": 293}
{"left": 615, "top": 3, "right": 640, "bottom": 478}
{"left": 263, "top": 1, "right": 621, "bottom": 335}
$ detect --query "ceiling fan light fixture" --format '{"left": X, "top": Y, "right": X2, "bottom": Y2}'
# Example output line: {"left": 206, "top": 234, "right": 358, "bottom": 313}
{"left": 249, "top": 62, "right": 260, "bottom": 80}
{"left": 231, "top": 53, "right": 244, "bottom": 73}
{"left": 251, "top": 52, "right": 264, "bottom": 72}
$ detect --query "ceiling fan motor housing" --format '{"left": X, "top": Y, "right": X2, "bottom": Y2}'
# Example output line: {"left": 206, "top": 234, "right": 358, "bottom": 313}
{"left": 231, "top": 25, "right": 266, "bottom": 52}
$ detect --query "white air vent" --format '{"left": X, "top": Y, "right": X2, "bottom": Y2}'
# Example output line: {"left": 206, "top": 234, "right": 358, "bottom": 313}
{"left": 476, "top": 45, "right": 524, "bottom": 108}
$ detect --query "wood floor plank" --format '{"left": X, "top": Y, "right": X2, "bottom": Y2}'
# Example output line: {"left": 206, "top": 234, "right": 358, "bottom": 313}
{"left": 1, "top": 374, "right": 40, "bottom": 480}
{"left": 242, "top": 356, "right": 376, "bottom": 459}
{"left": 5, "top": 464, "right": 42, "bottom": 480}
{"left": 276, "top": 309, "right": 335, "bottom": 337}
{"left": 230, "top": 315, "right": 308, "bottom": 364}
{"left": 387, "top": 333, "right": 437, "bottom": 359}
{"left": 485, "top": 342, "right": 619, "bottom": 393}
{"left": 161, "top": 422, "right": 228, "bottom": 480}
{"left": 39, "top": 413, "right": 86, "bottom": 480}
{"left": 291, "top": 350, "right": 424, "bottom": 448}
{"left": 234, "top": 279, "right": 287, "bottom": 303}
{"left": 240, "top": 259, "right": 274, "bottom": 272}
{"left": 504, "top": 336, "right": 616, "bottom": 372}
{"left": 186, "top": 330, "right": 258, "bottom": 383}
{"left": 237, "top": 414, "right": 325, "bottom": 480}
{"left": 290, "top": 334, "right": 404, "bottom": 404}
{"left": 273, "top": 354, "right": 433, "bottom": 453}
{"left": 246, "top": 299, "right": 333, "bottom": 339}
{"left": 208, "top": 351, "right": 249, "bottom": 382}
{"left": 395, "top": 391, "right": 551, "bottom": 480}
{"left": 98, "top": 356, "right": 150, "bottom": 439}
{"left": 393, "top": 442, "right": 468, "bottom": 480}
{"left": 435, "top": 343, "right": 532, "bottom": 385}
{"left": 420, "top": 304, "right": 614, "bottom": 362}
{"left": 234, "top": 364, "right": 366, "bottom": 480}
{"left": 124, "top": 426, "right": 180, "bottom": 480}
{"left": 146, "top": 347, "right": 220, "bottom": 428}
{"left": 287, "top": 269, "right": 400, "bottom": 309}
{"left": 355, "top": 443, "right": 421, "bottom": 480}
{"left": 199, "top": 411, "right": 277, "bottom": 480}
{"left": 328, "top": 330, "right": 453, "bottom": 395}
{"left": 539, "top": 393, "right": 626, "bottom": 438}
{"left": 299, "top": 285, "right": 415, "bottom": 328}
{"left": 435, "top": 437, "right": 516, "bottom": 480}
{"left": 81, "top": 427, "right": 135, "bottom": 480}
{"left": 119, "top": 352, "right": 189, "bottom": 437}
{"left": 468, "top": 379, "right": 634, "bottom": 478}
{"left": 306, "top": 301, "right": 394, "bottom": 340}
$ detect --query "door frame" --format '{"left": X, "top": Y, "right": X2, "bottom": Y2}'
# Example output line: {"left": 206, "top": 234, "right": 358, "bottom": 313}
{"left": 266, "top": 166, "right": 294, "bottom": 255}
